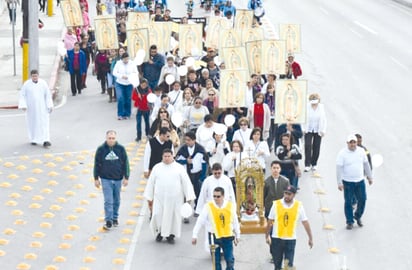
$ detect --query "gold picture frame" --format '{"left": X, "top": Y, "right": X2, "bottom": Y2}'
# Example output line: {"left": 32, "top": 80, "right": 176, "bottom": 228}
{"left": 219, "top": 69, "right": 249, "bottom": 108}
{"left": 178, "top": 23, "right": 203, "bottom": 57}
{"left": 205, "top": 17, "right": 231, "bottom": 49}
{"left": 94, "top": 15, "right": 119, "bottom": 50}
{"left": 126, "top": 11, "right": 150, "bottom": 30}
{"left": 149, "top": 22, "right": 172, "bottom": 54}
{"left": 127, "top": 28, "right": 149, "bottom": 60}
{"left": 279, "top": 24, "right": 301, "bottom": 53}
{"left": 60, "top": 0, "right": 83, "bottom": 27}
{"left": 245, "top": 40, "right": 263, "bottom": 75}
{"left": 222, "top": 47, "right": 248, "bottom": 71}
{"left": 261, "top": 40, "right": 286, "bottom": 75}
{"left": 275, "top": 80, "right": 307, "bottom": 124}
{"left": 234, "top": 9, "right": 254, "bottom": 30}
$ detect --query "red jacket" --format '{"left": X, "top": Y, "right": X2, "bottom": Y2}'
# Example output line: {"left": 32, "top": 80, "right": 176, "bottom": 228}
{"left": 132, "top": 87, "right": 151, "bottom": 111}
{"left": 291, "top": 61, "right": 302, "bottom": 79}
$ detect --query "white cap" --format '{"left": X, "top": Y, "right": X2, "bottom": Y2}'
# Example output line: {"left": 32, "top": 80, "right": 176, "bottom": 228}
{"left": 309, "top": 99, "right": 319, "bottom": 104}
{"left": 346, "top": 134, "right": 357, "bottom": 143}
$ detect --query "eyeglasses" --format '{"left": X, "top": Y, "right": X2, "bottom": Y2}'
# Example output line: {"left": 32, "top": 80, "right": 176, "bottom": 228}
{"left": 213, "top": 195, "right": 221, "bottom": 198}
{"left": 107, "top": 137, "right": 116, "bottom": 139}
{"left": 160, "top": 111, "right": 167, "bottom": 113}
{"left": 213, "top": 171, "right": 222, "bottom": 175}
{"left": 208, "top": 94, "right": 215, "bottom": 96}
{"left": 240, "top": 123, "right": 247, "bottom": 126}
{"left": 195, "top": 102, "right": 202, "bottom": 104}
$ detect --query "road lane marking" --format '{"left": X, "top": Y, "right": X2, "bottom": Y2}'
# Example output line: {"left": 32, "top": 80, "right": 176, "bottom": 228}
{"left": 390, "top": 56, "right": 409, "bottom": 71}
{"left": 348, "top": 27, "right": 363, "bottom": 38}
{"left": 353, "top": 20, "right": 378, "bottom": 35}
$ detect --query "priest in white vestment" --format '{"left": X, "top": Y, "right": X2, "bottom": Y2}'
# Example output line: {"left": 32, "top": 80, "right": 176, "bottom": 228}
{"left": 144, "top": 149, "right": 196, "bottom": 244}
{"left": 18, "top": 70, "right": 53, "bottom": 147}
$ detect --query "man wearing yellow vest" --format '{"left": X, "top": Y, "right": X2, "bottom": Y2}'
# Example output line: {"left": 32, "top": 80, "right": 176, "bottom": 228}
{"left": 192, "top": 187, "right": 240, "bottom": 270}
{"left": 266, "top": 185, "right": 313, "bottom": 270}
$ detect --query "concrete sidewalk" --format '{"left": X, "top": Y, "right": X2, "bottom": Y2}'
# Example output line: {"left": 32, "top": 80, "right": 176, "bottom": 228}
{"left": 0, "top": 4, "right": 65, "bottom": 109}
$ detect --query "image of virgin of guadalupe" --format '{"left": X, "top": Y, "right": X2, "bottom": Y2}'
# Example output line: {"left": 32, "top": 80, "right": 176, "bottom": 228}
{"left": 241, "top": 176, "right": 258, "bottom": 219}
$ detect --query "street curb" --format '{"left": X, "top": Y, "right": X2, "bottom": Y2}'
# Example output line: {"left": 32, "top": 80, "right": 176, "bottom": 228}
{"left": 393, "top": 0, "right": 412, "bottom": 8}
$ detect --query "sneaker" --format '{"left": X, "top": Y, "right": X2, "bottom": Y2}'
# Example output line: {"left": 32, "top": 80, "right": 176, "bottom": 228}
{"left": 155, "top": 233, "right": 163, "bottom": 242}
{"left": 355, "top": 217, "right": 363, "bottom": 227}
{"left": 43, "top": 141, "right": 51, "bottom": 147}
{"left": 135, "top": 137, "right": 141, "bottom": 142}
{"left": 118, "top": 117, "right": 122, "bottom": 120}
{"left": 31, "top": 142, "right": 37, "bottom": 146}
{"left": 113, "top": 220, "right": 119, "bottom": 227}
{"left": 346, "top": 223, "right": 353, "bottom": 230}
{"left": 312, "top": 166, "right": 318, "bottom": 171}
{"left": 304, "top": 167, "right": 310, "bottom": 172}
{"left": 103, "top": 221, "right": 112, "bottom": 230}
{"left": 183, "top": 218, "right": 190, "bottom": 224}
{"left": 166, "top": 234, "right": 175, "bottom": 244}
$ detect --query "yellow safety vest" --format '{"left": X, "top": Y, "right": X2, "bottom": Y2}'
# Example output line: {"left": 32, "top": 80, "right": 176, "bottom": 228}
{"left": 274, "top": 199, "right": 300, "bottom": 238}
{"left": 208, "top": 201, "right": 233, "bottom": 239}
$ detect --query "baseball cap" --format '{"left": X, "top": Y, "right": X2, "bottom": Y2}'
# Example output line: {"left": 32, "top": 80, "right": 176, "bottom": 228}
{"left": 284, "top": 185, "right": 297, "bottom": 194}
{"left": 346, "top": 134, "right": 357, "bottom": 143}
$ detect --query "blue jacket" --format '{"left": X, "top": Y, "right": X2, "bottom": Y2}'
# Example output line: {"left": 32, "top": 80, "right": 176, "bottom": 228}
{"left": 65, "top": 49, "right": 87, "bottom": 75}
{"left": 142, "top": 53, "right": 165, "bottom": 83}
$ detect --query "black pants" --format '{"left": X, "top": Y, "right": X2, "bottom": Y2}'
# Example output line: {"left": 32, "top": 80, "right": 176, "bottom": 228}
{"left": 7, "top": 4, "right": 17, "bottom": 23}
{"left": 39, "top": 0, "right": 46, "bottom": 12}
{"left": 267, "top": 122, "right": 277, "bottom": 151}
{"left": 70, "top": 70, "right": 82, "bottom": 95}
{"left": 189, "top": 171, "right": 201, "bottom": 207}
{"left": 304, "top": 132, "right": 322, "bottom": 167}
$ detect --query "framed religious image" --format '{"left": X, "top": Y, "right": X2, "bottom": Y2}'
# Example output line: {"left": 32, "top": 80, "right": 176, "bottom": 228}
{"left": 60, "top": 0, "right": 83, "bottom": 27}
{"left": 261, "top": 40, "right": 286, "bottom": 75}
{"left": 126, "top": 11, "right": 150, "bottom": 30}
{"left": 219, "top": 29, "right": 242, "bottom": 58}
{"left": 245, "top": 40, "right": 263, "bottom": 75}
{"left": 279, "top": 23, "right": 301, "bottom": 53}
{"left": 127, "top": 28, "right": 149, "bottom": 60}
{"left": 234, "top": 9, "right": 253, "bottom": 30}
{"left": 205, "top": 16, "right": 231, "bottom": 49}
{"left": 149, "top": 22, "right": 172, "bottom": 54}
{"left": 241, "top": 27, "right": 264, "bottom": 45}
{"left": 94, "top": 16, "right": 118, "bottom": 50}
{"left": 219, "top": 69, "right": 249, "bottom": 108}
{"left": 178, "top": 23, "right": 203, "bottom": 57}
{"left": 222, "top": 47, "right": 248, "bottom": 71}
{"left": 275, "top": 80, "right": 307, "bottom": 124}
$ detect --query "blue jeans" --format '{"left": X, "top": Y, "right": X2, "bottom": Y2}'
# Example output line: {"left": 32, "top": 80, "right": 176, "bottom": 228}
{"left": 101, "top": 178, "right": 122, "bottom": 222}
{"left": 136, "top": 109, "right": 150, "bottom": 140}
{"left": 115, "top": 83, "right": 133, "bottom": 118}
{"left": 281, "top": 168, "right": 298, "bottom": 189}
{"left": 271, "top": 238, "right": 296, "bottom": 270}
{"left": 343, "top": 180, "right": 367, "bottom": 224}
{"left": 210, "top": 234, "right": 235, "bottom": 270}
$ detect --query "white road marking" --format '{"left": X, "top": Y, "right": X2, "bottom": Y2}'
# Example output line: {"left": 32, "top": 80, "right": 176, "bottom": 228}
{"left": 390, "top": 56, "right": 409, "bottom": 71}
{"left": 353, "top": 20, "right": 378, "bottom": 35}
{"left": 319, "top": 7, "right": 329, "bottom": 15}
{"left": 349, "top": 27, "right": 363, "bottom": 38}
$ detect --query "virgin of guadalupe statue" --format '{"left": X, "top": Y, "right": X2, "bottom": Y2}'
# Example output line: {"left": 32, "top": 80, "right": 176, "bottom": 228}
{"left": 282, "top": 83, "right": 299, "bottom": 122}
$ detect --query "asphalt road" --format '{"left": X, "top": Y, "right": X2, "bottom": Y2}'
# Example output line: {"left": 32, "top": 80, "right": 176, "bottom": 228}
{"left": 1, "top": 0, "right": 412, "bottom": 269}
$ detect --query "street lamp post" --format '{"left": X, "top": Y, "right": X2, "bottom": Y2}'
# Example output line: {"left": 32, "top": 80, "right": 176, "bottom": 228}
{"left": 11, "top": 1, "right": 17, "bottom": 76}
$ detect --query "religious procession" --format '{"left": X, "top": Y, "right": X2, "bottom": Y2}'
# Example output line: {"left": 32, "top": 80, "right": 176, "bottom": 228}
{"left": 12, "top": 0, "right": 381, "bottom": 269}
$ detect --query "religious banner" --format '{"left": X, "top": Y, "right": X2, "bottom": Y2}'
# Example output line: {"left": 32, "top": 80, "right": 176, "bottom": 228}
{"left": 94, "top": 16, "right": 118, "bottom": 50}
{"left": 234, "top": 9, "right": 253, "bottom": 30}
{"left": 127, "top": 28, "right": 149, "bottom": 60}
{"left": 261, "top": 40, "right": 286, "bottom": 75}
{"left": 245, "top": 40, "right": 263, "bottom": 75}
{"left": 60, "top": 0, "right": 83, "bottom": 27}
{"left": 279, "top": 24, "right": 301, "bottom": 53}
{"left": 219, "top": 29, "right": 242, "bottom": 59}
{"left": 275, "top": 80, "right": 307, "bottom": 124}
{"left": 241, "top": 27, "right": 264, "bottom": 45}
{"left": 127, "top": 11, "right": 150, "bottom": 30}
{"left": 149, "top": 22, "right": 172, "bottom": 54}
{"left": 219, "top": 69, "right": 249, "bottom": 108}
{"left": 205, "top": 16, "right": 231, "bottom": 49}
{"left": 222, "top": 47, "right": 248, "bottom": 71}
{"left": 178, "top": 23, "right": 203, "bottom": 57}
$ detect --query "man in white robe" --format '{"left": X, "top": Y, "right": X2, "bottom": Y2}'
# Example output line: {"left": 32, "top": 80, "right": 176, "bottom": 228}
{"left": 18, "top": 69, "right": 53, "bottom": 147}
{"left": 144, "top": 149, "right": 196, "bottom": 244}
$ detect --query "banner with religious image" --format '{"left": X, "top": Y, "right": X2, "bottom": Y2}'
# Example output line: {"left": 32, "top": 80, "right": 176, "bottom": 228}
{"left": 178, "top": 23, "right": 203, "bottom": 57}
{"left": 219, "top": 29, "right": 242, "bottom": 58}
{"left": 279, "top": 24, "right": 301, "bottom": 53}
{"left": 94, "top": 16, "right": 118, "bottom": 50}
{"left": 261, "top": 40, "right": 286, "bottom": 75}
{"left": 222, "top": 47, "right": 249, "bottom": 71}
{"left": 245, "top": 40, "right": 263, "bottom": 75}
{"left": 219, "top": 69, "right": 249, "bottom": 108}
{"left": 127, "top": 28, "right": 149, "bottom": 60}
{"left": 149, "top": 22, "right": 172, "bottom": 54}
{"left": 205, "top": 17, "right": 231, "bottom": 49}
{"left": 127, "top": 11, "right": 150, "bottom": 30}
{"left": 275, "top": 80, "right": 307, "bottom": 124}
{"left": 241, "top": 27, "right": 264, "bottom": 46}
{"left": 234, "top": 9, "right": 254, "bottom": 30}
{"left": 60, "top": 0, "right": 83, "bottom": 27}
